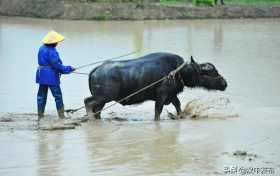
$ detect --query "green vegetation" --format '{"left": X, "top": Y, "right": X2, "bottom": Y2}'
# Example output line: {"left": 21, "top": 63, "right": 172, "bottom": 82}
{"left": 78, "top": 0, "right": 144, "bottom": 2}
{"left": 192, "top": 0, "right": 280, "bottom": 6}
{"left": 159, "top": 0, "right": 185, "bottom": 5}
{"left": 38, "top": 12, "right": 48, "bottom": 18}
{"left": 192, "top": 0, "right": 214, "bottom": 6}
{"left": 224, "top": 0, "right": 280, "bottom": 6}
{"left": 91, "top": 14, "right": 108, "bottom": 20}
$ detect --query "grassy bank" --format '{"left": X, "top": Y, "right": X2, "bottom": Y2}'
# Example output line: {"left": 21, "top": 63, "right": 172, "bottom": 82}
{"left": 166, "top": 0, "right": 280, "bottom": 6}
{"left": 224, "top": 0, "right": 280, "bottom": 5}
{"left": 2, "top": 0, "right": 280, "bottom": 20}
{"left": 75, "top": 0, "right": 280, "bottom": 5}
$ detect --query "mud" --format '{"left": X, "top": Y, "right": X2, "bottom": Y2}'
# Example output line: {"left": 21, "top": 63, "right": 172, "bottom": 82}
{"left": 0, "top": 113, "right": 85, "bottom": 131}
{"left": 0, "top": 117, "right": 14, "bottom": 122}
{"left": 0, "top": 113, "right": 38, "bottom": 131}
{"left": 1, "top": 96, "right": 237, "bottom": 131}
{"left": 233, "top": 150, "right": 248, "bottom": 156}
{"left": 38, "top": 117, "right": 84, "bottom": 130}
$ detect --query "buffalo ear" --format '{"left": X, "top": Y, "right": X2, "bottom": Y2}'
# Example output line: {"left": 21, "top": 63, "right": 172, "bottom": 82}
{"left": 190, "top": 56, "right": 196, "bottom": 64}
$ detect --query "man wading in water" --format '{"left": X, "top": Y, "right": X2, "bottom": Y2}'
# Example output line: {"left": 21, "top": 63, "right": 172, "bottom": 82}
{"left": 36, "top": 31, "right": 76, "bottom": 121}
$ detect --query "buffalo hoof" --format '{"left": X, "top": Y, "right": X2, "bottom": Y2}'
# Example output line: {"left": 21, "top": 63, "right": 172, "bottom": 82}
{"left": 154, "top": 116, "right": 160, "bottom": 121}
{"left": 85, "top": 108, "right": 95, "bottom": 121}
{"left": 178, "top": 113, "right": 186, "bottom": 119}
{"left": 168, "top": 112, "right": 185, "bottom": 120}
{"left": 167, "top": 112, "right": 177, "bottom": 120}
{"left": 85, "top": 115, "right": 94, "bottom": 121}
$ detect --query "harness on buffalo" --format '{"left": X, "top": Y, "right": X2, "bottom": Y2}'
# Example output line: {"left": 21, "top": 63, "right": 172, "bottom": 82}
{"left": 65, "top": 61, "right": 188, "bottom": 115}
{"left": 167, "top": 61, "right": 188, "bottom": 86}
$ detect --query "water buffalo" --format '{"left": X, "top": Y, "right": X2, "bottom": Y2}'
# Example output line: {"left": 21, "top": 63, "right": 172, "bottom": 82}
{"left": 84, "top": 52, "right": 227, "bottom": 120}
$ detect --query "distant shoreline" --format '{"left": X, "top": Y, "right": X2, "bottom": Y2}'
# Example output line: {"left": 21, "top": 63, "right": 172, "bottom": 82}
{"left": 1, "top": 0, "right": 280, "bottom": 20}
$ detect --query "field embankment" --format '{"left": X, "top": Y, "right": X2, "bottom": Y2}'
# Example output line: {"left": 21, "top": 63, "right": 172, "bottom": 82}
{"left": 1, "top": 0, "right": 280, "bottom": 20}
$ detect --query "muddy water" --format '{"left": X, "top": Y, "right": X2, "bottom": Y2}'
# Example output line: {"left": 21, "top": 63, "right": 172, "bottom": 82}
{"left": 1, "top": 17, "right": 280, "bottom": 175}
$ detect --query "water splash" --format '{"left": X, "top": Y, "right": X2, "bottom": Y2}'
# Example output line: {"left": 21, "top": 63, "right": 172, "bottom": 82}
{"left": 184, "top": 96, "right": 239, "bottom": 119}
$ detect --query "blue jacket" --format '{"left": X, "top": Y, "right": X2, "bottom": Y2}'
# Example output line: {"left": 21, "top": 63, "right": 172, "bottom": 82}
{"left": 36, "top": 45, "right": 72, "bottom": 85}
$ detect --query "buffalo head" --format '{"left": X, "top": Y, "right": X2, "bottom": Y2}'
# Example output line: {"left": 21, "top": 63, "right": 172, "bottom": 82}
{"left": 182, "top": 56, "right": 227, "bottom": 91}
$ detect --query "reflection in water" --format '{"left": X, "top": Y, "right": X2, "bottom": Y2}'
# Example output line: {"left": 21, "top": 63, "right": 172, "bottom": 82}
{"left": 133, "top": 29, "right": 143, "bottom": 57}
{"left": 33, "top": 120, "right": 224, "bottom": 175}
{"left": 146, "top": 122, "right": 184, "bottom": 175}
{"left": 81, "top": 120, "right": 222, "bottom": 175}
{"left": 213, "top": 22, "right": 223, "bottom": 57}
{"left": 37, "top": 131, "right": 64, "bottom": 176}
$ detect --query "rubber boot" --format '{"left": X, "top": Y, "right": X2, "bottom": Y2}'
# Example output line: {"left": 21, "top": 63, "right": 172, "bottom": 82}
{"left": 38, "top": 112, "right": 44, "bottom": 122}
{"left": 58, "top": 106, "right": 65, "bottom": 119}
{"left": 37, "top": 103, "right": 46, "bottom": 122}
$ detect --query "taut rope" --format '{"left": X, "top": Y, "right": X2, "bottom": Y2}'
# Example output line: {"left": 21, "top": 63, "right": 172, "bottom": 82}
{"left": 75, "top": 50, "right": 140, "bottom": 70}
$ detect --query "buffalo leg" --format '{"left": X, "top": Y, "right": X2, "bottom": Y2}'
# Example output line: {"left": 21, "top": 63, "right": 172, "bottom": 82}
{"left": 155, "top": 94, "right": 168, "bottom": 121}
{"left": 84, "top": 96, "right": 95, "bottom": 119}
{"left": 154, "top": 91, "right": 168, "bottom": 120}
{"left": 155, "top": 101, "right": 164, "bottom": 121}
{"left": 84, "top": 96, "right": 105, "bottom": 119}
{"left": 171, "top": 97, "right": 184, "bottom": 119}
{"left": 92, "top": 102, "right": 105, "bottom": 119}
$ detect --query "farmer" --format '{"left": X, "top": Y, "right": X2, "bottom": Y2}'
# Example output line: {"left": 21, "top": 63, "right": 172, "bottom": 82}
{"left": 36, "top": 30, "right": 76, "bottom": 121}
{"left": 215, "top": 0, "right": 224, "bottom": 5}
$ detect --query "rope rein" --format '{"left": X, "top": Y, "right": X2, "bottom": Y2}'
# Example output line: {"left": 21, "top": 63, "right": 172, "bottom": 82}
{"left": 76, "top": 50, "right": 140, "bottom": 70}
{"left": 72, "top": 50, "right": 140, "bottom": 75}
{"left": 72, "top": 72, "right": 89, "bottom": 75}
{"left": 65, "top": 61, "right": 188, "bottom": 114}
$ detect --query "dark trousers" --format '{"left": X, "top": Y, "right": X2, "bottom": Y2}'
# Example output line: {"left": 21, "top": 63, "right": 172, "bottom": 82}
{"left": 37, "top": 84, "right": 64, "bottom": 114}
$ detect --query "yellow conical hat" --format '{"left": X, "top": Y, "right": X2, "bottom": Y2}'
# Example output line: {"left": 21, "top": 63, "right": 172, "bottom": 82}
{"left": 42, "top": 30, "right": 65, "bottom": 44}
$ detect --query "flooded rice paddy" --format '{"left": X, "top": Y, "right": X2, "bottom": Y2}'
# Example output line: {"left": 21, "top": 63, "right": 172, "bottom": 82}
{"left": 0, "top": 17, "right": 280, "bottom": 175}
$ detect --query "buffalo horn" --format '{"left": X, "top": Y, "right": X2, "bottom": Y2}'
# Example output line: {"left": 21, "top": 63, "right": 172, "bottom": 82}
{"left": 201, "top": 64, "right": 213, "bottom": 71}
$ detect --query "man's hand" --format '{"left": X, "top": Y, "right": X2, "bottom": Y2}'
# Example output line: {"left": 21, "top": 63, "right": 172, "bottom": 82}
{"left": 71, "top": 67, "right": 76, "bottom": 72}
